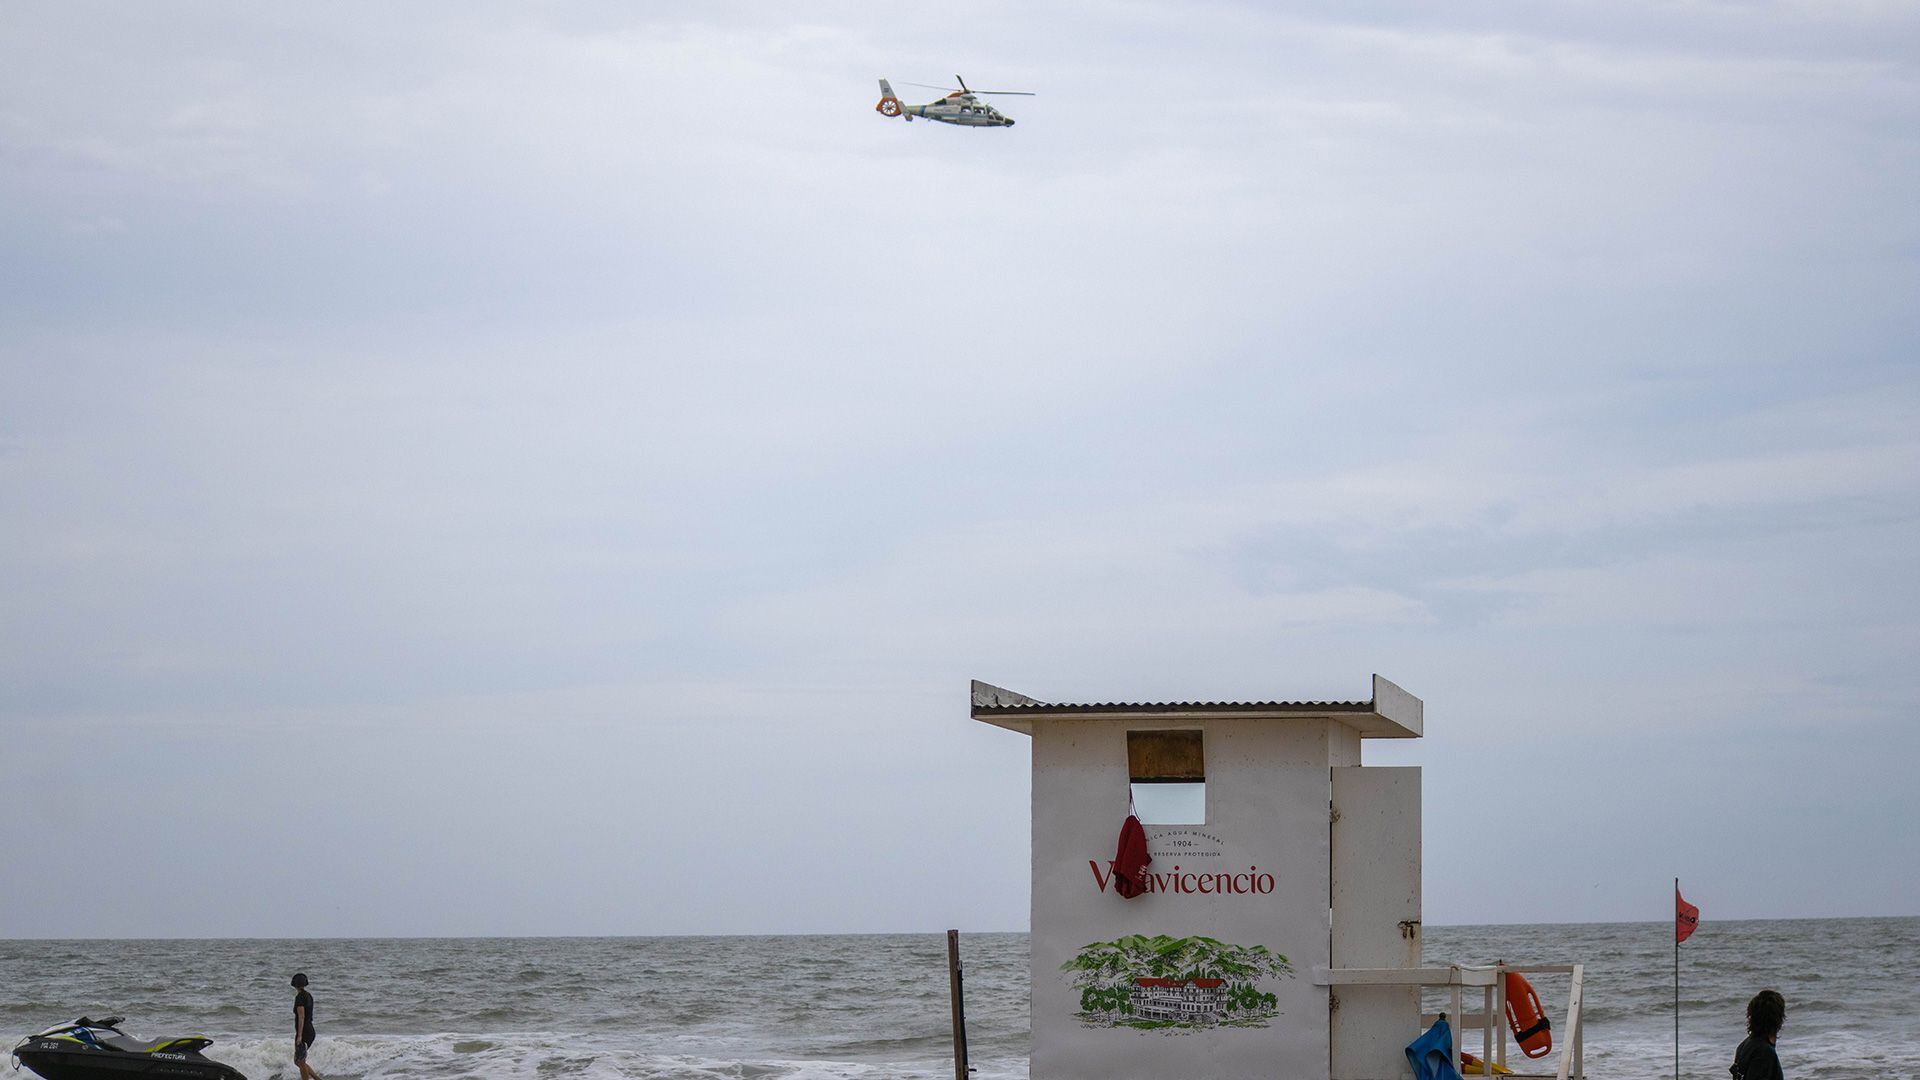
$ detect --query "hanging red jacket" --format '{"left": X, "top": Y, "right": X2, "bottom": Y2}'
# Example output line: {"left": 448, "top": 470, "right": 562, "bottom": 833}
{"left": 1111, "top": 814, "right": 1152, "bottom": 898}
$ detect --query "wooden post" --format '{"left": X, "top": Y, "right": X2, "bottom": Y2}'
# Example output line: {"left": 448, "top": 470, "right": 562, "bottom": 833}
{"left": 1575, "top": 997, "right": 1585, "bottom": 1080}
{"left": 1450, "top": 981, "right": 1463, "bottom": 1065}
{"left": 948, "top": 929, "right": 970, "bottom": 1080}
{"left": 1481, "top": 983, "right": 1494, "bottom": 1076}
{"left": 1495, "top": 964, "right": 1508, "bottom": 1069}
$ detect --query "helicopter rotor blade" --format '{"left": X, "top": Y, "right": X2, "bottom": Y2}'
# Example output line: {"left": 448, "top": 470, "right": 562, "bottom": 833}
{"left": 902, "top": 80, "right": 1035, "bottom": 96}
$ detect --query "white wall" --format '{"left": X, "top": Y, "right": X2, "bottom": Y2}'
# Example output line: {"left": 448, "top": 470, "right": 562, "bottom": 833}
{"left": 1331, "top": 766, "right": 1422, "bottom": 1080}
{"left": 1030, "top": 717, "right": 1341, "bottom": 1080}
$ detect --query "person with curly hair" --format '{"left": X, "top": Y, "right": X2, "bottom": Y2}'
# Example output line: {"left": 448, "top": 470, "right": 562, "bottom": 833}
{"left": 1730, "top": 989, "right": 1785, "bottom": 1080}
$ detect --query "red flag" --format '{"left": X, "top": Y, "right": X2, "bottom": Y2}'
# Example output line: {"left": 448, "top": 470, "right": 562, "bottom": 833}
{"left": 1676, "top": 888, "right": 1700, "bottom": 943}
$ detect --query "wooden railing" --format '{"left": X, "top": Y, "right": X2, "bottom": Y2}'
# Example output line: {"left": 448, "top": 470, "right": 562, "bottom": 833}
{"left": 1553, "top": 964, "right": 1585, "bottom": 1080}
{"left": 1313, "top": 962, "right": 1586, "bottom": 1079}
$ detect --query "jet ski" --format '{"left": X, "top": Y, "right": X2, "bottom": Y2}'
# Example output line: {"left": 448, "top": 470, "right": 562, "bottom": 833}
{"left": 10, "top": 1017, "right": 247, "bottom": 1080}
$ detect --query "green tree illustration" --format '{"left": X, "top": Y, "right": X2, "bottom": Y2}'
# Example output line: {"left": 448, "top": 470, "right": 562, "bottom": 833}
{"left": 1062, "top": 935, "right": 1293, "bottom": 993}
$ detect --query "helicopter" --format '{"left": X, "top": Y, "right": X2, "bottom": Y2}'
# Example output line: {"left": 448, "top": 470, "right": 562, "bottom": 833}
{"left": 874, "top": 75, "right": 1034, "bottom": 127}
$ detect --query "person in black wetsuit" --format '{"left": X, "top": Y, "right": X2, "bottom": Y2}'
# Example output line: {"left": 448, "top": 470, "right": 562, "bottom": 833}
{"left": 291, "top": 972, "right": 321, "bottom": 1080}
{"left": 1730, "top": 988, "right": 1785, "bottom": 1080}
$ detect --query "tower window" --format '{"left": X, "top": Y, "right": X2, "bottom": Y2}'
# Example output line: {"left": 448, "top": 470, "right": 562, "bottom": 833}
{"left": 1128, "top": 729, "right": 1205, "bottom": 825}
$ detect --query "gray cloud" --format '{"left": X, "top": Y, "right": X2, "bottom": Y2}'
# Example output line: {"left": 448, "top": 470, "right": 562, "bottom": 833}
{"left": 3, "top": 1, "right": 1916, "bottom": 935}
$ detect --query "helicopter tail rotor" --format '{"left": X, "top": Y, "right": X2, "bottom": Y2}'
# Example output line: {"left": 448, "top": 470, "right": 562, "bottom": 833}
{"left": 875, "top": 77, "right": 905, "bottom": 118}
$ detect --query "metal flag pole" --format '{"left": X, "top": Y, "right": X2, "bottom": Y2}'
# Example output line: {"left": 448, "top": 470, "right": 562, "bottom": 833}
{"left": 1674, "top": 877, "right": 1680, "bottom": 1080}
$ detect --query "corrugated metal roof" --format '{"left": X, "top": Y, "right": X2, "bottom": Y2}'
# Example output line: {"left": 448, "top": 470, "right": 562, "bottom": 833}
{"left": 969, "top": 679, "right": 1367, "bottom": 713}
{"left": 970, "top": 677, "right": 1424, "bottom": 739}
{"left": 971, "top": 698, "right": 1372, "bottom": 713}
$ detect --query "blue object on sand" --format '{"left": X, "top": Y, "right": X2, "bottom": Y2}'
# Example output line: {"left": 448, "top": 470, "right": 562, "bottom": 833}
{"left": 1406, "top": 1015, "right": 1464, "bottom": 1080}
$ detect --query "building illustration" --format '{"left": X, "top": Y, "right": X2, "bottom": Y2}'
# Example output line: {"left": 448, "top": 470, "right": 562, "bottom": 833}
{"left": 1063, "top": 933, "right": 1287, "bottom": 1030}
{"left": 1130, "top": 979, "right": 1226, "bottom": 1023}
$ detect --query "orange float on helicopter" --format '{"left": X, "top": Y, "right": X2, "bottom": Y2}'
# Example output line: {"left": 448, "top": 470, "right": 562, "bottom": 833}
{"left": 1504, "top": 971, "right": 1553, "bottom": 1059}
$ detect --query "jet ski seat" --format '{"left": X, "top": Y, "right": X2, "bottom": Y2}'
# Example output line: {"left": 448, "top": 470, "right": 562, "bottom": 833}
{"left": 99, "top": 1033, "right": 215, "bottom": 1054}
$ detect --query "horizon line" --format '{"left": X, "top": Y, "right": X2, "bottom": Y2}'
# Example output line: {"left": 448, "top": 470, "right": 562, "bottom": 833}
{"left": 9, "top": 912, "right": 1917, "bottom": 942}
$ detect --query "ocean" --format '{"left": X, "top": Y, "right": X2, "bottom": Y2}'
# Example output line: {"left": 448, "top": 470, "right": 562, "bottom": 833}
{"left": 3, "top": 918, "right": 1914, "bottom": 1079}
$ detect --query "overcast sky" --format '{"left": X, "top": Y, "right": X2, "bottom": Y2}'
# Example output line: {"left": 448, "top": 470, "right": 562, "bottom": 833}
{"left": 3, "top": 2, "right": 1916, "bottom": 938}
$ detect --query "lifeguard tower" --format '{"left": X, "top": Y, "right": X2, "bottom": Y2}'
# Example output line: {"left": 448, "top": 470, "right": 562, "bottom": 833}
{"left": 972, "top": 675, "right": 1586, "bottom": 1080}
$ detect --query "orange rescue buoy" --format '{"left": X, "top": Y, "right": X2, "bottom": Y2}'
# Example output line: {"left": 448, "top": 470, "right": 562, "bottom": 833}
{"left": 1504, "top": 971, "right": 1553, "bottom": 1059}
